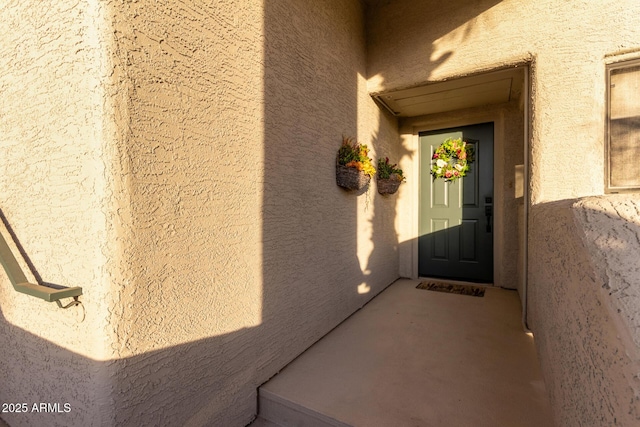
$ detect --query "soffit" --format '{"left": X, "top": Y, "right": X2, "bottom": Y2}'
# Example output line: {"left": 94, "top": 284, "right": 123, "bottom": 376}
{"left": 373, "top": 68, "right": 524, "bottom": 117}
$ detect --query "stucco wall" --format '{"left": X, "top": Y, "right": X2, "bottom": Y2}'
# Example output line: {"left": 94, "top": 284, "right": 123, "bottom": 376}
{"left": 366, "top": 0, "right": 640, "bottom": 202}
{"left": 106, "top": 0, "right": 399, "bottom": 426}
{"left": 0, "top": 1, "right": 115, "bottom": 426}
{"left": 366, "top": 2, "right": 640, "bottom": 424}
{"left": 1, "top": 0, "right": 400, "bottom": 426}
{"left": 528, "top": 195, "right": 640, "bottom": 426}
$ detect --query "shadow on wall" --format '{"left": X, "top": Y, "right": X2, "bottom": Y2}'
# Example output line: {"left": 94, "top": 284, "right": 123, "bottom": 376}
{"left": 2, "top": 1, "right": 399, "bottom": 426}
{"left": 527, "top": 197, "right": 640, "bottom": 426}
{"left": 571, "top": 197, "right": 640, "bottom": 349}
{"left": 0, "top": 308, "right": 269, "bottom": 427}
{"left": 357, "top": 130, "right": 408, "bottom": 297}
{"left": 0, "top": 209, "right": 63, "bottom": 290}
{"left": 365, "top": 0, "right": 504, "bottom": 88}
{"left": 260, "top": 0, "right": 405, "bottom": 377}
{"left": 0, "top": 1, "right": 508, "bottom": 426}
{"left": 0, "top": 206, "right": 277, "bottom": 426}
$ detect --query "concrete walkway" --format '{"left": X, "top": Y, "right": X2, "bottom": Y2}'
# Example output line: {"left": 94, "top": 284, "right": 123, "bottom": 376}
{"left": 254, "top": 278, "right": 554, "bottom": 427}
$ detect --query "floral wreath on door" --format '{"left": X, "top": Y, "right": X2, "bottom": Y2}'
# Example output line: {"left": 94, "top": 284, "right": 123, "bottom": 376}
{"left": 430, "top": 137, "right": 475, "bottom": 182}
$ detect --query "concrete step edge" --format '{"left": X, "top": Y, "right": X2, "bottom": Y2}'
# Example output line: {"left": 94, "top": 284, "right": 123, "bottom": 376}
{"left": 259, "top": 387, "right": 352, "bottom": 427}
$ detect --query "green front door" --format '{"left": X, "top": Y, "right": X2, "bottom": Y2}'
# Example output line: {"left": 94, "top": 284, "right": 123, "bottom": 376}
{"left": 419, "top": 122, "right": 494, "bottom": 283}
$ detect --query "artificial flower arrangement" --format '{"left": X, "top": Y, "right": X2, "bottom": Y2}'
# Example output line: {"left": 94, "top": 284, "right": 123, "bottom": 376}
{"left": 336, "top": 136, "right": 376, "bottom": 191}
{"left": 377, "top": 157, "right": 405, "bottom": 195}
{"left": 337, "top": 136, "right": 376, "bottom": 178}
{"left": 430, "top": 137, "right": 475, "bottom": 182}
{"left": 377, "top": 157, "right": 405, "bottom": 181}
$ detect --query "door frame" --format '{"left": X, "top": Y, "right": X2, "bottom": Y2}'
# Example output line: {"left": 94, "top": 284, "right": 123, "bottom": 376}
{"left": 399, "top": 112, "right": 507, "bottom": 287}
{"left": 394, "top": 65, "right": 531, "bottom": 323}
{"left": 418, "top": 123, "right": 495, "bottom": 283}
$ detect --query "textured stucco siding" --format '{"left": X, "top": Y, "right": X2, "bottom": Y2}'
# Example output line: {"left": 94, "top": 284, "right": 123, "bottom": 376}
{"left": 574, "top": 197, "right": 640, "bottom": 350}
{"left": 366, "top": 1, "right": 640, "bottom": 425}
{"left": 7, "top": 0, "right": 639, "bottom": 426}
{"left": 1, "top": 0, "right": 400, "bottom": 426}
{"left": 0, "top": 1, "right": 114, "bottom": 426}
{"left": 106, "top": 1, "right": 399, "bottom": 426}
{"left": 529, "top": 196, "right": 640, "bottom": 426}
{"left": 366, "top": 0, "right": 640, "bottom": 202}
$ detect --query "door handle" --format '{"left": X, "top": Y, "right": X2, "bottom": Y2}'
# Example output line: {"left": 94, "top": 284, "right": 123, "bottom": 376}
{"left": 484, "top": 197, "right": 493, "bottom": 233}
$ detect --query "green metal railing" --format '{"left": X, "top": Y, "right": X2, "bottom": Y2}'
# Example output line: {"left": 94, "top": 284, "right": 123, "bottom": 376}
{"left": 0, "top": 226, "right": 82, "bottom": 303}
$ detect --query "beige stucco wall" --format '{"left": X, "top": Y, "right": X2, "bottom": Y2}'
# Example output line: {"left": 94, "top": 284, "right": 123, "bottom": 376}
{"left": 366, "top": 1, "right": 640, "bottom": 425}
{"left": 107, "top": 1, "right": 399, "bottom": 424}
{"left": 4, "top": 0, "right": 639, "bottom": 425}
{"left": 0, "top": 1, "right": 115, "bottom": 426}
{"left": 366, "top": 0, "right": 640, "bottom": 202}
{"left": 529, "top": 195, "right": 640, "bottom": 426}
{"left": 1, "top": 0, "right": 400, "bottom": 426}
{"left": 113, "top": 0, "right": 399, "bottom": 426}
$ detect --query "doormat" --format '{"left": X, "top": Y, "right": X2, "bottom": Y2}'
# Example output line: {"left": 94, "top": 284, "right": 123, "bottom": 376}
{"left": 416, "top": 281, "right": 485, "bottom": 297}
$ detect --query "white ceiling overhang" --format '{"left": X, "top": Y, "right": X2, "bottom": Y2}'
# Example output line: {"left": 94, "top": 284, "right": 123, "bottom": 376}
{"left": 372, "top": 67, "right": 524, "bottom": 117}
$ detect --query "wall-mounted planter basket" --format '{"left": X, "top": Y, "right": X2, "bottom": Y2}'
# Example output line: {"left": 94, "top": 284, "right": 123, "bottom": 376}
{"left": 336, "top": 164, "right": 370, "bottom": 190}
{"left": 377, "top": 175, "right": 402, "bottom": 195}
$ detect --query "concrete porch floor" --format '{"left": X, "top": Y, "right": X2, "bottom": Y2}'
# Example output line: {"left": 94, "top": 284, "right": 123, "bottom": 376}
{"left": 252, "top": 278, "right": 554, "bottom": 427}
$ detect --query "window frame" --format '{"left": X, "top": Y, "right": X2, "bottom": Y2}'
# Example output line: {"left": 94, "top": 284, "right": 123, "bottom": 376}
{"left": 605, "top": 58, "right": 640, "bottom": 193}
